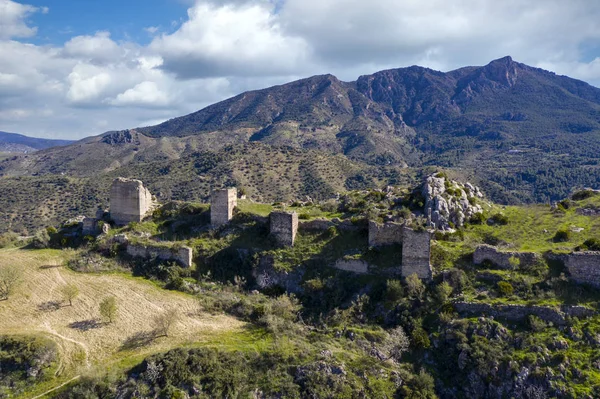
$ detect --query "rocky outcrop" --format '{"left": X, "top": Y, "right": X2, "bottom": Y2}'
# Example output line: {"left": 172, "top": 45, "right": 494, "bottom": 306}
{"left": 564, "top": 251, "right": 600, "bottom": 287}
{"left": 126, "top": 243, "right": 193, "bottom": 268}
{"left": 454, "top": 302, "right": 594, "bottom": 326}
{"left": 422, "top": 174, "right": 484, "bottom": 230}
{"left": 473, "top": 245, "right": 540, "bottom": 269}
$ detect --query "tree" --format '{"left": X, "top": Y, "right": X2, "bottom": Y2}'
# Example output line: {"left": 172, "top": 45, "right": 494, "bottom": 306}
{"left": 152, "top": 309, "right": 180, "bottom": 337}
{"left": 0, "top": 265, "right": 22, "bottom": 300}
{"left": 99, "top": 296, "right": 118, "bottom": 323}
{"left": 61, "top": 284, "right": 79, "bottom": 306}
{"left": 434, "top": 281, "right": 453, "bottom": 305}
{"left": 378, "top": 326, "right": 410, "bottom": 361}
{"left": 405, "top": 273, "right": 425, "bottom": 299}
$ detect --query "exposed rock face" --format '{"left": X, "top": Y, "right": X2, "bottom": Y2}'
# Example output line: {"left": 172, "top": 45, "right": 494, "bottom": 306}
{"left": 210, "top": 188, "right": 237, "bottom": 227}
{"left": 126, "top": 243, "right": 193, "bottom": 268}
{"left": 473, "top": 245, "right": 540, "bottom": 269}
{"left": 422, "top": 174, "right": 484, "bottom": 230}
{"left": 270, "top": 211, "right": 298, "bottom": 247}
{"left": 110, "top": 178, "right": 154, "bottom": 226}
{"left": 454, "top": 302, "right": 594, "bottom": 326}
{"left": 401, "top": 227, "right": 432, "bottom": 280}
{"left": 564, "top": 252, "right": 600, "bottom": 287}
{"left": 368, "top": 221, "right": 403, "bottom": 247}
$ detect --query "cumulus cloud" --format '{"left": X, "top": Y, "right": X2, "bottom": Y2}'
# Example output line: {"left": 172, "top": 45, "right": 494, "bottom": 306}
{"left": 0, "top": 0, "right": 44, "bottom": 39}
{"left": 2, "top": 0, "right": 600, "bottom": 140}
{"left": 150, "top": 2, "right": 312, "bottom": 78}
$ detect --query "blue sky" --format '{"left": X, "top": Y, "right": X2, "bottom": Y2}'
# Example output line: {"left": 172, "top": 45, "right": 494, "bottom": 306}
{"left": 25, "top": 0, "right": 189, "bottom": 45}
{"left": 1, "top": 0, "right": 600, "bottom": 140}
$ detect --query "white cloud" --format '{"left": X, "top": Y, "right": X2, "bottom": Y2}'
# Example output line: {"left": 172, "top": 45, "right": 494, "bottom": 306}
{"left": 2, "top": 0, "right": 600, "bottom": 140}
{"left": 150, "top": 2, "right": 312, "bottom": 78}
{"left": 0, "top": 0, "right": 43, "bottom": 39}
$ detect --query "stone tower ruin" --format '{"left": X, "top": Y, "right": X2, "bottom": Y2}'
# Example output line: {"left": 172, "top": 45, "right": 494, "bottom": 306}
{"left": 211, "top": 188, "right": 237, "bottom": 227}
{"left": 270, "top": 211, "right": 299, "bottom": 247}
{"left": 110, "top": 178, "right": 153, "bottom": 226}
{"left": 401, "top": 227, "right": 432, "bottom": 280}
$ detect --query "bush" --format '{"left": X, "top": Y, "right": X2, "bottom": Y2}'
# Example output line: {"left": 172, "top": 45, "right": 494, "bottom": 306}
{"left": 528, "top": 315, "right": 547, "bottom": 332}
{"left": 489, "top": 213, "right": 509, "bottom": 225}
{"left": 0, "top": 232, "right": 19, "bottom": 249}
{"left": 581, "top": 238, "right": 600, "bottom": 251}
{"left": 384, "top": 279, "right": 404, "bottom": 304}
{"left": 572, "top": 189, "right": 598, "bottom": 201}
{"left": 298, "top": 213, "right": 311, "bottom": 220}
{"left": 30, "top": 229, "right": 50, "bottom": 249}
{"left": 469, "top": 212, "right": 486, "bottom": 225}
{"left": 497, "top": 281, "right": 514, "bottom": 296}
{"left": 553, "top": 229, "right": 571, "bottom": 242}
{"left": 405, "top": 273, "right": 425, "bottom": 299}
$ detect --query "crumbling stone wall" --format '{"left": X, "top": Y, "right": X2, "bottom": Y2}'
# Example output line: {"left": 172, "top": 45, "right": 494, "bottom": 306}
{"left": 270, "top": 211, "right": 298, "bottom": 247}
{"left": 211, "top": 188, "right": 237, "bottom": 227}
{"left": 401, "top": 227, "right": 432, "bottom": 280}
{"left": 564, "top": 251, "right": 600, "bottom": 287}
{"left": 82, "top": 217, "right": 99, "bottom": 235}
{"left": 110, "top": 178, "right": 153, "bottom": 226}
{"left": 333, "top": 259, "right": 369, "bottom": 274}
{"left": 368, "top": 221, "right": 403, "bottom": 247}
{"left": 473, "top": 245, "right": 540, "bottom": 269}
{"left": 454, "top": 302, "right": 594, "bottom": 326}
{"left": 126, "top": 243, "right": 193, "bottom": 268}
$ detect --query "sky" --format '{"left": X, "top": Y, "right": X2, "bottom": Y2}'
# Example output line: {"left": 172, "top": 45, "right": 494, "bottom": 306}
{"left": 1, "top": 0, "right": 600, "bottom": 140}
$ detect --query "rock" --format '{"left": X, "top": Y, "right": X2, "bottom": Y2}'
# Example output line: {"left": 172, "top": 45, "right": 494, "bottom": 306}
{"left": 422, "top": 173, "right": 485, "bottom": 231}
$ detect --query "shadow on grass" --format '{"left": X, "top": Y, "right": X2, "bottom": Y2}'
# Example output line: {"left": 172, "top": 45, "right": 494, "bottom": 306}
{"left": 68, "top": 319, "right": 103, "bottom": 331}
{"left": 37, "top": 300, "right": 63, "bottom": 312}
{"left": 39, "top": 264, "right": 62, "bottom": 270}
{"left": 120, "top": 330, "right": 159, "bottom": 351}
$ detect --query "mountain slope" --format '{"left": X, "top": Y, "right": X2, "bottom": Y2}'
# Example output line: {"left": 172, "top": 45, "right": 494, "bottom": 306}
{"left": 2, "top": 56, "right": 600, "bottom": 234}
{"left": 0, "top": 131, "right": 74, "bottom": 153}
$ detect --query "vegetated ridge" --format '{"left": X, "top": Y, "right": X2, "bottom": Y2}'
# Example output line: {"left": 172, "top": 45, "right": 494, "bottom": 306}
{"left": 0, "top": 131, "right": 74, "bottom": 153}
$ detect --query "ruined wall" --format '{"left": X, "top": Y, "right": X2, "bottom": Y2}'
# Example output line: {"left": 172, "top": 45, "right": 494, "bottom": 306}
{"left": 126, "top": 243, "right": 193, "bottom": 268}
{"left": 211, "top": 188, "right": 237, "bottom": 227}
{"left": 454, "top": 302, "right": 594, "bottom": 326}
{"left": 473, "top": 245, "right": 540, "bottom": 269}
{"left": 253, "top": 255, "right": 304, "bottom": 294}
{"left": 368, "top": 221, "right": 403, "bottom": 247}
{"left": 110, "top": 178, "right": 153, "bottom": 226}
{"left": 564, "top": 252, "right": 600, "bottom": 287}
{"left": 82, "top": 217, "right": 98, "bottom": 235}
{"left": 270, "top": 211, "right": 298, "bottom": 247}
{"left": 299, "top": 218, "right": 361, "bottom": 232}
{"left": 401, "top": 227, "right": 432, "bottom": 280}
{"left": 333, "top": 259, "right": 369, "bottom": 274}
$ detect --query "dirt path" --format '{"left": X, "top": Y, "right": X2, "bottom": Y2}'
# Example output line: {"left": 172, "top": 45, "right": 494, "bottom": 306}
{"left": 30, "top": 376, "right": 81, "bottom": 399}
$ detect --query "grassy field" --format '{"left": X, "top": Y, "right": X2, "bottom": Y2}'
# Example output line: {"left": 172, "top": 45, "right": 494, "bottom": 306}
{"left": 0, "top": 248, "right": 245, "bottom": 398}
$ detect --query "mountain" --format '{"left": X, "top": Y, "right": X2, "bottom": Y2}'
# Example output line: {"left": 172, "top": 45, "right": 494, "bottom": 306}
{"left": 0, "top": 131, "right": 74, "bottom": 153}
{"left": 2, "top": 56, "right": 600, "bottom": 233}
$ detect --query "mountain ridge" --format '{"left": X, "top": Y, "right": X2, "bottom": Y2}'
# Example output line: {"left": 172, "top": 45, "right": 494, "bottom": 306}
{"left": 0, "top": 131, "right": 74, "bottom": 153}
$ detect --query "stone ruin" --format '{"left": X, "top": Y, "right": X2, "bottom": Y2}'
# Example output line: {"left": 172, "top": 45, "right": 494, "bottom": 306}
{"left": 211, "top": 188, "right": 237, "bottom": 227}
{"left": 126, "top": 242, "right": 193, "bottom": 268}
{"left": 364, "top": 221, "right": 432, "bottom": 280}
{"left": 110, "top": 178, "right": 154, "bottom": 226}
{"left": 401, "top": 227, "right": 432, "bottom": 280}
{"left": 270, "top": 211, "right": 298, "bottom": 247}
{"left": 368, "top": 220, "right": 403, "bottom": 247}
{"left": 564, "top": 252, "right": 600, "bottom": 288}
{"left": 473, "top": 245, "right": 540, "bottom": 270}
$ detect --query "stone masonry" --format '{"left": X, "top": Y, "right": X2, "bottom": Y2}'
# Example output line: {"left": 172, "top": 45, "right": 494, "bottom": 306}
{"left": 401, "top": 227, "right": 432, "bottom": 280}
{"left": 368, "top": 221, "right": 403, "bottom": 247}
{"left": 270, "top": 211, "right": 299, "bottom": 247}
{"left": 564, "top": 252, "right": 600, "bottom": 287}
{"left": 211, "top": 188, "right": 237, "bottom": 227}
{"left": 473, "top": 245, "right": 540, "bottom": 269}
{"left": 110, "top": 178, "right": 154, "bottom": 226}
{"left": 126, "top": 243, "right": 193, "bottom": 268}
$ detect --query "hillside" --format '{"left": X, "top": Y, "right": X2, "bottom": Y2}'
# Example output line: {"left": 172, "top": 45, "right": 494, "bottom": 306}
{"left": 3, "top": 180, "right": 600, "bottom": 397}
{"left": 0, "top": 131, "right": 73, "bottom": 153}
{"left": 2, "top": 57, "right": 600, "bottom": 233}
{"left": 0, "top": 248, "right": 243, "bottom": 398}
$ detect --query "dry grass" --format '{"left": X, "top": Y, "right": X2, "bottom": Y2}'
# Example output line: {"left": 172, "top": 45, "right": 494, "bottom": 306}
{"left": 0, "top": 248, "right": 244, "bottom": 379}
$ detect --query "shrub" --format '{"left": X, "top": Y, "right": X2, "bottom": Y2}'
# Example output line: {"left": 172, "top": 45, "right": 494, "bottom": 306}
{"left": 298, "top": 213, "right": 311, "bottom": 220}
{"left": 581, "top": 238, "right": 600, "bottom": 251}
{"left": 405, "top": 273, "right": 425, "bottom": 299}
{"left": 411, "top": 327, "right": 431, "bottom": 349}
{"left": 0, "top": 232, "right": 19, "bottom": 249}
{"left": 497, "top": 281, "right": 514, "bottom": 296}
{"left": 30, "top": 229, "right": 50, "bottom": 249}
{"left": 553, "top": 229, "right": 571, "bottom": 242}
{"left": 489, "top": 213, "right": 509, "bottom": 225}
{"left": 528, "top": 315, "right": 547, "bottom": 332}
{"left": 384, "top": 279, "right": 404, "bottom": 304}
{"left": 469, "top": 212, "right": 485, "bottom": 225}
{"left": 434, "top": 281, "right": 453, "bottom": 305}
{"left": 572, "top": 189, "right": 598, "bottom": 201}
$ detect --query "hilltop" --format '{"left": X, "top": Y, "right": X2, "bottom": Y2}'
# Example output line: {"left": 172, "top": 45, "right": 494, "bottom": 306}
{"left": 0, "top": 131, "right": 73, "bottom": 153}
{"left": 2, "top": 56, "right": 600, "bottom": 233}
